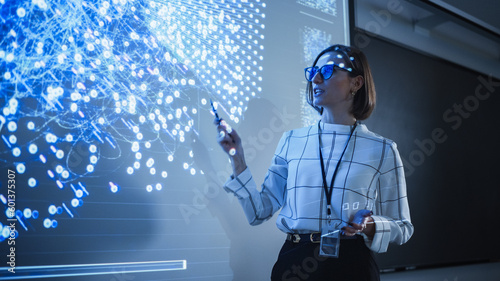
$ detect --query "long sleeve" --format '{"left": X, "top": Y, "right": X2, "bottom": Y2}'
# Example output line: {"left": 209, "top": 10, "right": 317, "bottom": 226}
{"left": 365, "top": 141, "right": 414, "bottom": 253}
{"left": 223, "top": 132, "right": 289, "bottom": 225}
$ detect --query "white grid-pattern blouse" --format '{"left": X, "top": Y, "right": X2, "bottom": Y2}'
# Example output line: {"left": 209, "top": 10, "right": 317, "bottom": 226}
{"left": 224, "top": 121, "right": 413, "bottom": 253}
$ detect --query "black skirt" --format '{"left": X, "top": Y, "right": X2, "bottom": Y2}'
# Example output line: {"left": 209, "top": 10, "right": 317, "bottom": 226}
{"left": 271, "top": 235, "right": 380, "bottom": 281}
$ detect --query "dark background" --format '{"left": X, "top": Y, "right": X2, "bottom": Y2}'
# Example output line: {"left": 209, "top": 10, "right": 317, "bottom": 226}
{"left": 354, "top": 29, "right": 500, "bottom": 269}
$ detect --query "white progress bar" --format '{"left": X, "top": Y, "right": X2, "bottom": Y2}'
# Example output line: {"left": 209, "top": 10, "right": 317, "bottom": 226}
{"left": 0, "top": 260, "right": 187, "bottom": 280}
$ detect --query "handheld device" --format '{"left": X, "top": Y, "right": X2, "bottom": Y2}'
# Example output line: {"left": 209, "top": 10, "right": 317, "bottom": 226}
{"left": 352, "top": 209, "right": 373, "bottom": 225}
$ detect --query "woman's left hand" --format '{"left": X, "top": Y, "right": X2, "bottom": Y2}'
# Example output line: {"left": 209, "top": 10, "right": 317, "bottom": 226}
{"left": 343, "top": 216, "right": 375, "bottom": 239}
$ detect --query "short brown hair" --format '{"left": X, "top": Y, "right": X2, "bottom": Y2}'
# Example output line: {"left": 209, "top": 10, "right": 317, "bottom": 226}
{"left": 306, "top": 44, "right": 376, "bottom": 120}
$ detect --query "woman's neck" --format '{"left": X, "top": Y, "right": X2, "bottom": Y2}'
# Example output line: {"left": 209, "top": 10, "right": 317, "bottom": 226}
{"left": 321, "top": 110, "right": 356, "bottom": 125}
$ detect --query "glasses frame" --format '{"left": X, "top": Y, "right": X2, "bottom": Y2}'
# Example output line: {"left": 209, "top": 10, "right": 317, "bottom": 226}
{"left": 304, "top": 62, "right": 353, "bottom": 82}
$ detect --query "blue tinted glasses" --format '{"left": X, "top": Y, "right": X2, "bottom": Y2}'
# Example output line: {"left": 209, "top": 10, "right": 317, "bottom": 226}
{"left": 304, "top": 63, "right": 352, "bottom": 82}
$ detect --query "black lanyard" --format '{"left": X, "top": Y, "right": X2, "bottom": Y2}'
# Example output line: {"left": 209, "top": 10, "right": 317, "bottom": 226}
{"left": 318, "top": 121, "right": 357, "bottom": 218}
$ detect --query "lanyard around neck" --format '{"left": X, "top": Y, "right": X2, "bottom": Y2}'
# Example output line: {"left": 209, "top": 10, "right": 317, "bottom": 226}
{"left": 318, "top": 121, "right": 357, "bottom": 217}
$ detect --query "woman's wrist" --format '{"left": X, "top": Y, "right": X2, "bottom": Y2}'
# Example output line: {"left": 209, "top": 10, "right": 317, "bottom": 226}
{"left": 230, "top": 152, "right": 247, "bottom": 177}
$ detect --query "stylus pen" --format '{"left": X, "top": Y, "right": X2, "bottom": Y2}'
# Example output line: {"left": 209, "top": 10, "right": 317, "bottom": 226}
{"left": 210, "top": 99, "right": 221, "bottom": 124}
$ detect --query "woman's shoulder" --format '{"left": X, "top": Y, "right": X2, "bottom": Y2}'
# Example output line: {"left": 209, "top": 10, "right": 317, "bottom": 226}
{"left": 357, "top": 124, "right": 397, "bottom": 147}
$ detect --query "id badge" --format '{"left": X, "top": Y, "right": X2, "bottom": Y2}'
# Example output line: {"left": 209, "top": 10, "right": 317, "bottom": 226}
{"left": 319, "top": 219, "right": 341, "bottom": 258}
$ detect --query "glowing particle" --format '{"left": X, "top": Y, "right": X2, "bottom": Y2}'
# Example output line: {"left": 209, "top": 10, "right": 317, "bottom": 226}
{"left": 6, "top": 208, "right": 14, "bottom": 218}
{"left": 109, "top": 182, "right": 119, "bottom": 193}
{"left": 229, "top": 148, "right": 236, "bottom": 156}
{"left": 28, "top": 178, "right": 37, "bottom": 187}
{"left": 56, "top": 150, "right": 64, "bottom": 159}
{"left": 48, "top": 205, "right": 57, "bottom": 215}
{"left": 28, "top": 144, "right": 38, "bottom": 154}
{"left": 155, "top": 183, "right": 162, "bottom": 191}
{"left": 8, "top": 135, "right": 17, "bottom": 144}
{"left": 23, "top": 208, "right": 32, "bottom": 219}
{"left": 89, "top": 145, "right": 97, "bottom": 153}
{"left": 46, "top": 133, "right": 57, "bottom": 143}
{"left": 162, "top": 171, "right": 168, "bottom": 178}
{"left": 43, "top": 219, "right": 52, "bottom": 229}
{"left": 127, "top": 167, "right": 134, "bottom": 174}
{"left": 86, "top": 165, "right": 94, "bottom": 173}
{"left": 71, "top": 199, "right": 79, "bottom": 207}
{"left": 12, "top": 147, "right": 21, "bottom": 157}
{"left": 75, "top": 189, "right": 83, "bottom": 198}
{"left": 146, "top": 185, "right": 153, "bottom": 192}
{"left": 7, "top": 121, "right": 17, "bottom": 132}
{"left": 16, "top": 163, "right": 25, "bottom": 174}
{"left": 150, "top": 168, "right": 156, "bottom": 175}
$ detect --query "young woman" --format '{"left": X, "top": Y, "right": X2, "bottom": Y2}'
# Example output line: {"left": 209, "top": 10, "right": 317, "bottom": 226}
{"left": 215, "top": 44, "right": 413, "bottom": 280}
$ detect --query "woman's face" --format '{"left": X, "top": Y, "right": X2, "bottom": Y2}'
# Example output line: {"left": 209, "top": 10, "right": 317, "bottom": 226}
{"left": 311, "top": 52, "right": 354, "bottom": 110}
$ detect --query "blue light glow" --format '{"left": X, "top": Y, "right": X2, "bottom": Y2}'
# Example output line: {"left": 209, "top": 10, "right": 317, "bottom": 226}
{"left": 0, "top": 0, "right": 266, "bottom": 238}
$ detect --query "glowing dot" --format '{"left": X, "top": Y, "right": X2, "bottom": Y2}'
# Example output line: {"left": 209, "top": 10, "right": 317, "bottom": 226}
{"left": 87, "top": 165, "right": 94, "bottom": 173}
{"left": 168, "top": 155, "right": 173, "bottom": 162}
{"left": 32, "top": 210, "right": 39, "bottom": 219}
{"left": 66, "top": 134, "right": 73, "bottom": 142}
{"left": 74, "top": 53, "right": 82, "bottom": 62}
{"left": 12, "top": 147, "right": 21, "bottom": 157}
{"left": 47, "top": 170, "right": 54, "bottom": 178}
{"left": 190, "top": 168, "right": 196, "bottom": 175}
{"left": 16, "top": 7, "right": 26, "bottom": 17}
{"left": 89, "top": 145, "right": 97, "bottom": 153}
{"left": 46, "top": 133, "right": 57, "bottom": 143}
{"left": 155, "top": 183, "right": 162, "bottom": 190}
{"left": 9, "top": 135, "right": 16, "bottom": 144}
{"left": 16, "top": 163, "right": 25, "bottom": 174}
{"left": 127, "top": 167, "right": 134, "bottom": 174}
{"left": 28, "top": 178, "right": 37, "bottom": 187}
{"left": 52, "top": 220, "right": 58, "bottom": 228}
{"left": 146, "top": 185, "right": 153, "bottom": 192}
{"left": 133, "top": 161, "right": 140, "bottom": 169}
{"left": 146, "top": 158, "right": 154, "bottom": 167}
{"left": 62, "top": 170, "right": 69, "bottom": 179}
{"left": 4, "top": 72, "right": 11, "bottom": 80}
{"left": 56, "top": 150, "right": 64, "bottom": 159}
{"left": 23, "top": 208, "right": 32, "bottom": 219}
{"left": 229, "top": 148, "right": 236, "bottom": 156}
{"left": 162, "top": 171, "right": 168, "bottom": 178}
{"left": 48, "top": 205, "right": 57, "bottom": 215}
{"left": 71, "top": 199, "right": 79, "bottom": 207}
{"left": 56, "top": 165, "right": 64, "bottom": 173}
{"left": 109, "top": 182, "right": 119, "bottom": 193}
{"left": 6, "top": 208, "right": 14, "bottom": 218}
{"left": 27, "top": 121, "right": 35, "bottom": 130}
{"left": 7, "top": 121, "right": 17, "bottom": 132}
{"left": 43, "top": 219, "right": 52, "bottom": 228}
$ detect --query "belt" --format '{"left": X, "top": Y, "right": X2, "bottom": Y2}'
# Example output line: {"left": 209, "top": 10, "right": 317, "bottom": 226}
{"left": 286, "top": 232, "right": 359, "bottom": 244}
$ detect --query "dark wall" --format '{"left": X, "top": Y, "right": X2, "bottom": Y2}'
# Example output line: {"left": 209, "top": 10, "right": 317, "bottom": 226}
{"left": 355, "top": 31, "right": 500, "bottom": 269}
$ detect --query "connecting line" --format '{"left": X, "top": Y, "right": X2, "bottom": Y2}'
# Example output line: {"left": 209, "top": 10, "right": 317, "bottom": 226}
{"left": 0, "top": 260, "right": 187, "bottom": 280}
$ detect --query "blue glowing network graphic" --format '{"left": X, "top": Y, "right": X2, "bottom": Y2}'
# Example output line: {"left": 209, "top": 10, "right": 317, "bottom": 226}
{"left": 0, "top": 0, "right": 266, "bottom": 241}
